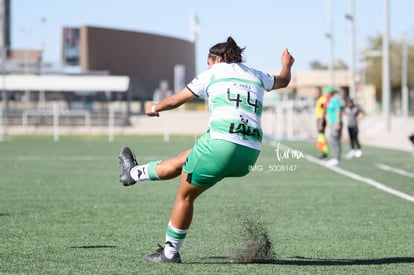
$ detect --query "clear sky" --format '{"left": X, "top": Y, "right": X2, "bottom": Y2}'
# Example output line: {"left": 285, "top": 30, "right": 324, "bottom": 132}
{"left": 11, "top": 0, "right": 413, "bottom": 75}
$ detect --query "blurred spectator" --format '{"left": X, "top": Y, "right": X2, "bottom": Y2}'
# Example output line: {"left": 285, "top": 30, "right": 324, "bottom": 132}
{"left": 315, "top": 88, "right": 329, "bottom": 159}
{"left": 409, "top": 132, "right": 414, "bottom": 155}
{"left": 153, "top": 80, "right": 172, "bottom": 103}
{"left": 324, "top": 86, "right": 342, "bottom": 166}
{"left": 344, "top": 98, "right": 365, "bottom": 159}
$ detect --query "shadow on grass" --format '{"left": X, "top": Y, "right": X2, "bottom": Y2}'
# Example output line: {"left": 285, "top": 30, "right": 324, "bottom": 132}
{"left": 197, "top": 256, "right": 414, "bottom": 266}
{"left": 70, "top": 245, "right": 117, "bottom": 249}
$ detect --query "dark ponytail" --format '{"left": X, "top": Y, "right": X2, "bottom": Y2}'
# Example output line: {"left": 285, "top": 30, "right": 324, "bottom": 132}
{"left": 208, "top": 36, "right": 245, "bottom": 63}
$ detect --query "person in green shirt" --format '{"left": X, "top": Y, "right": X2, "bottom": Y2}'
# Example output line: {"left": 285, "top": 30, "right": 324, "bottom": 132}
{"left": 324, "top": 86, "right": 343, "bottom": 166}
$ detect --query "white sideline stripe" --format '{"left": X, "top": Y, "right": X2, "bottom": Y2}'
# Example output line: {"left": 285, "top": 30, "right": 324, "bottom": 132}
{"left": 269, "top": 142, "right": 414, "bottom": 203}
{"left": 376, "top": 163, "right": 414, "bottom": 178}
{"left": 304, "top": 154, "right": 414, "bottom": 203}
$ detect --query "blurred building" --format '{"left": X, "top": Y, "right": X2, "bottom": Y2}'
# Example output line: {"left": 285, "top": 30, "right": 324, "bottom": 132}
{"left": 2, "top": 23, "right": 196, "bottom": 115}
{"left": 0, "top": 0, "right": 379, "bottom": 116}
{"left": 76, "top": 26, "right": 196, "bottom": 102}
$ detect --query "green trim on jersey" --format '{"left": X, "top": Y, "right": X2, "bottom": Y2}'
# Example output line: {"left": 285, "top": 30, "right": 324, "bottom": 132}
{"left": 186, "top": 63, "right": 272, "bottom": 151}
{"left": 207, "top": 76, "right": 265, "bottom": 91}
{"left": 210, "top": 119, "right": 263, "bottom": 142}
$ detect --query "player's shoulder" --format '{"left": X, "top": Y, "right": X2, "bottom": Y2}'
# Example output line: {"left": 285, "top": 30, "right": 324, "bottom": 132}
{"left": 318, "top": 96, "right": 327, "bottom": 103}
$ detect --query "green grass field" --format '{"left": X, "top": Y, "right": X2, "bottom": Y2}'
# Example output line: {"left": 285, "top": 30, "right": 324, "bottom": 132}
{"left": 1, "top": 135, "right": 414, "bottom": 274}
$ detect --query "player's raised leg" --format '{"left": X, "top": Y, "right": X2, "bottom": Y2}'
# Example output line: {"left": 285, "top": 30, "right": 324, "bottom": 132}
{"left": 118, "top": 147, "right": 190, "bottom": 186}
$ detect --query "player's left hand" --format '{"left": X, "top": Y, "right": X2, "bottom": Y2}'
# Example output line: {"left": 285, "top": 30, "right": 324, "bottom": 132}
{"left": 146, "top": 103, "right": 160, "bottom": 117}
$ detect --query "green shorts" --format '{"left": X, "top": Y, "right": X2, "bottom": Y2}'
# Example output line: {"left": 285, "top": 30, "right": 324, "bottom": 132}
{"left": 183, "top": 132, "right": 260, "bottom": 189}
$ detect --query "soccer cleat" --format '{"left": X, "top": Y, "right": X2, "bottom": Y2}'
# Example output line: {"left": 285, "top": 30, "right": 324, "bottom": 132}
{"left": 326, "top": 158, "right": 339, "bottom": 167}
{"left": 319, "top": 153, "right": 328, "bottom": 160}
{"left": 354, "top": 150, "right": 363, "bottom": 158}
{"left": 346, "top": 150, "right": 355, "bottom": 159}
{"left": 143, "top": 244, "right": 182, "bottom": 263}
{"left": 118, "top": 146, "right": 138, "bottom": 186}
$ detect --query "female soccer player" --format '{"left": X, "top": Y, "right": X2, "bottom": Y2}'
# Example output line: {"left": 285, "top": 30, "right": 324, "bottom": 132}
{"left": 118, "top": 36, "right": 294, "bottom": 263}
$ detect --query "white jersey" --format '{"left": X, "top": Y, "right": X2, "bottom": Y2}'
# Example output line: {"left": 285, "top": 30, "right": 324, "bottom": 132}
{"left": 187, "top": 62, "right": 275, "bottom": 150}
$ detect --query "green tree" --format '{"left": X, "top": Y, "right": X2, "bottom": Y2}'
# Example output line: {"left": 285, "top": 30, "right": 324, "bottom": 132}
{"left": 309, "top": 60, "right": 327, "bottom": 70}
{"left": 363, "top": 35, "right": 414, "bottom": 99}
{"left": 309, "top": 59, "right": 348, "bottom": 70}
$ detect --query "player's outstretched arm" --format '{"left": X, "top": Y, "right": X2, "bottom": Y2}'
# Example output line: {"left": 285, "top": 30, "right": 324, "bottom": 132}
{"left": 146, "top": 87, "right": 196, "bottom": 117}
{"left": 273, "top": 48, "right": 295, "bottom": 90}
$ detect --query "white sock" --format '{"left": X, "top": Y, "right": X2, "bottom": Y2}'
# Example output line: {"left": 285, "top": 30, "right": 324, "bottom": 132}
{"left": 164, "top": 221, "right": 188, "bottom": 259}
{"left": 130, "top": 164, "right": 150, "bottom": 181}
